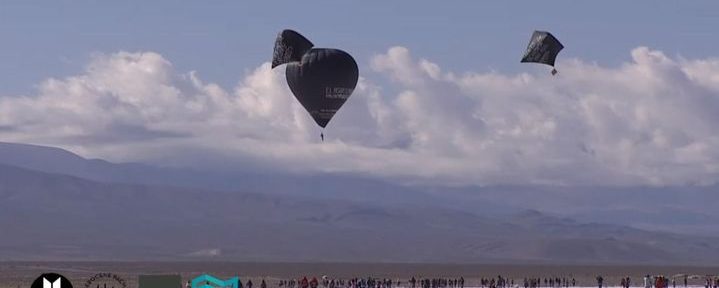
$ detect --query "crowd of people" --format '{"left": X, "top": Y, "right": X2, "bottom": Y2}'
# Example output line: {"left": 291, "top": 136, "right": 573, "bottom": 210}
{"left": 278, "top": 277, "right": 400, "bottom": 288}
{"left": 271, "top": 275, "right": 719, "bottom": 288}
{"left": 521, "top": 277, "right": 576, "bottom": 288}
{"left": 410, "top": 277, "right": 465, "bottom": 288}
{"left": 638, "top": 275, "right": 719, "bottom": 288}
{"left": 278, "top": 277, "right": 467, "bottom": 288}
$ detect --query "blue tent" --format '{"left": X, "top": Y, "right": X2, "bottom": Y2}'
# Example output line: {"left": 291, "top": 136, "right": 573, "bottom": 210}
{"left": 191, "top": 274, "right": 241, "bottom": 288}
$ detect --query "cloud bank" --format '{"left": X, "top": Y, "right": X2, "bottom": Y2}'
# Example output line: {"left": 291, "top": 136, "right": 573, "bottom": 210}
{"left": 2, "top": 46, "right": 719, "bottom": 186}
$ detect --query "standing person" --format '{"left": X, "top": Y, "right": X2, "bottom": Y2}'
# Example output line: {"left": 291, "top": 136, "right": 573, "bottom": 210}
{"left": 248, "top": 279, "right": 254, "bottom": 288}
{"left": 684, "top": 276, "right": 688, "bottom": 288}
{"left": 262, "top": 280, "right": 268, "bottom": 288}
{"left": 645, "top": 275, "right": 651, "bottom": 288}
{"left": 622, "top": 278, "right": 627, "bottom": 288}
{"left": 311, "top": 278, "right": 319, "bottom": 288}
{"left": 596, "top": 276, "right": 603, "bottom": 288}
{"left": 186, "top": 280, "right": 192, "bottom": 288}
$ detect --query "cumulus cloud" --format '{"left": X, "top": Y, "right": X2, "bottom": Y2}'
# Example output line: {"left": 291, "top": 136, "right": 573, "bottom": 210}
{"left": 1, "top": 46, "right": 719, "bottom": 186}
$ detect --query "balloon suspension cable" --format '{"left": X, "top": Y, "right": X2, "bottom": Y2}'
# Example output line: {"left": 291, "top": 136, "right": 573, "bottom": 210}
{"left": 551, "top": 68, "right": 558, "bottom": 76}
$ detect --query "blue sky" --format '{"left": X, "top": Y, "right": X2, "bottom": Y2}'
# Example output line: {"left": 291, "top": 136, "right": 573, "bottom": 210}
{"left": 2, "top": 1, "right": 719, "bottom": 187}
{"left": 2, "top": 1, "right": 718, "bottom": 94}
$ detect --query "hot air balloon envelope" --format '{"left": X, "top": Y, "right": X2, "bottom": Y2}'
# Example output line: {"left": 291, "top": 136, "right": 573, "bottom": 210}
{"left": 285, "top": 48, "right": 359, "bottom": 128}
{"left": 272, "top": 29, "right": 314, "bottom": 68}
{"left": 521, "top": 30, "right": 564, "bottom": 67}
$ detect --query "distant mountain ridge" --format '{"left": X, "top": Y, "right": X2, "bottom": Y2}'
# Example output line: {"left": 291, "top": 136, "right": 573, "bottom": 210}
{"left": 1, "top": 142, "right": 719, "bottom": 264}
{"left": 0, "top": 142, "right": 438, "bottom": 206}
{"left": 0, "top": 142, "right": 217, "bottom": 188}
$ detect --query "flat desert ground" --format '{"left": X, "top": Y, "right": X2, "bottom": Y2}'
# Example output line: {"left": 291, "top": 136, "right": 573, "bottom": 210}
{"left": 1, "top": 262, "right": 718, "bottom": 288}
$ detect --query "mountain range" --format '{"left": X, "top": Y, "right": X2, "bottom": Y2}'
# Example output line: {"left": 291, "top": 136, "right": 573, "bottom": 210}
{"left": 1, "top": 142, "right": 718, "bottom": 264}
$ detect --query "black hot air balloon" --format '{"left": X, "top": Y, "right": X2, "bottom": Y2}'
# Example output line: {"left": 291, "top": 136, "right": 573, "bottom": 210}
{"left": 285, "top": 48, "right": 359, "bottom": 129}
{"left": 521, "top": 30, "right": 564, "bottom": 75}
{"left": 272, "top": 29, "right": 314, "bottom": 68}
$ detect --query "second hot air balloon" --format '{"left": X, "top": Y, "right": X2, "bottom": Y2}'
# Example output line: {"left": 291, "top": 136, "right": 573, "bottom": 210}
{"left": 272, "top": 29, "right": 314, "bottom": 69}
{"left": 521, "top": 30, "right": 564, "bottom": 75}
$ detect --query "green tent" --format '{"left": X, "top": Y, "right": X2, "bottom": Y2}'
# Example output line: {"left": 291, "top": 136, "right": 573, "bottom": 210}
{"left": 139, "top": 274, "right": 182, "bottom": 288}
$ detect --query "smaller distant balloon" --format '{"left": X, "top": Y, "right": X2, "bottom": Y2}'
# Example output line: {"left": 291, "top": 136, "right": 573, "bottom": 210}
{"left": 521, "top": 31, "right": 564, "bottom": 75}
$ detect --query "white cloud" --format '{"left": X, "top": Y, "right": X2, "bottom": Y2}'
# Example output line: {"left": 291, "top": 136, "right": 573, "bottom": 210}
{"left": 2, "top": 46, "right": 719, "bottom": 186}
